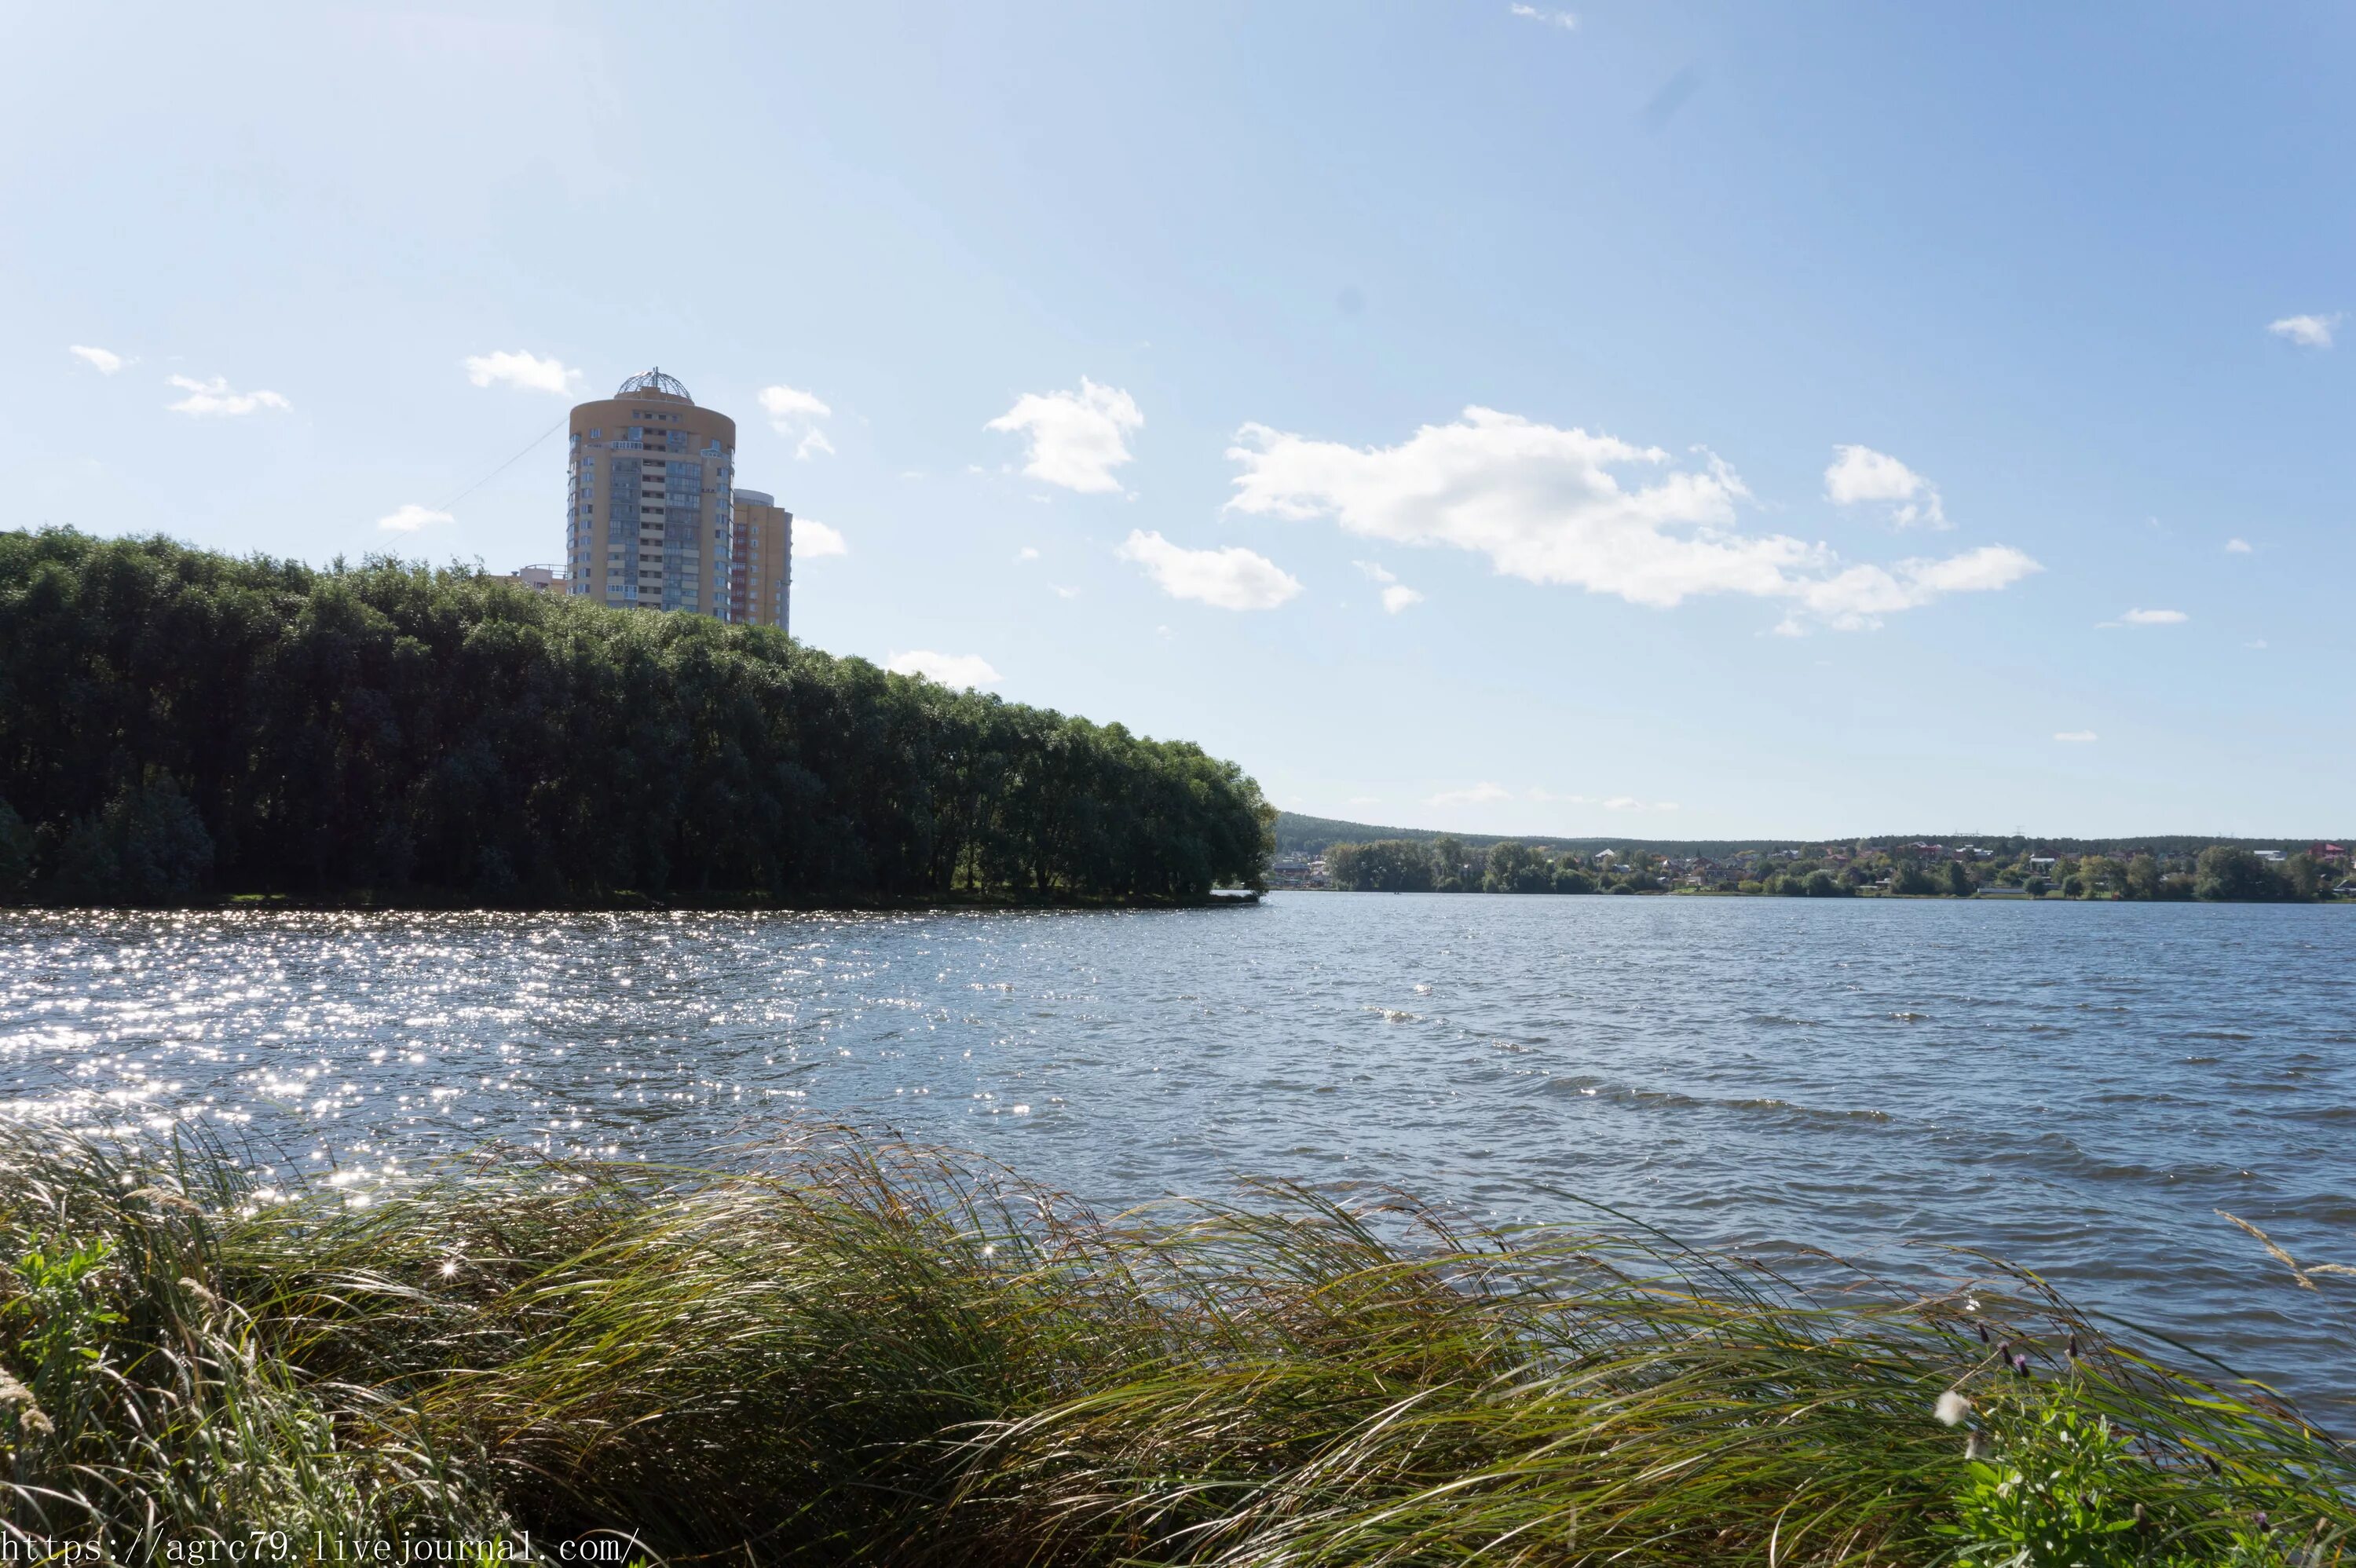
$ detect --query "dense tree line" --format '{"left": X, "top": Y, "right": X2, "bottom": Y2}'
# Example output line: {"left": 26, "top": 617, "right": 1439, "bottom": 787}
{"left": 0, "top": 530, "right": 1273, "bottom": 906}
{"left": 1321, "top": 836, "right": 2344, "bottom": 903}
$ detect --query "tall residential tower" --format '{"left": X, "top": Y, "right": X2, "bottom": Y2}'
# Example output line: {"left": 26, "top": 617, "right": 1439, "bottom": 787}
{"left": 730, "top": 490, "right": 792, "bottom": 632}
{"left": 565, "top": 370, "right": 736, "bottom": 615}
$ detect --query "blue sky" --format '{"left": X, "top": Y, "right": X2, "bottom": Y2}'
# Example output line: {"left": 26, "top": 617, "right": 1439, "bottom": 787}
{"left": 9, "top": 2, "right": 2353, "bottom": 837}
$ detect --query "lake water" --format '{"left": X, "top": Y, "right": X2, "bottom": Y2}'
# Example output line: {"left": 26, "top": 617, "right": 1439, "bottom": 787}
{"left": 2, "top": 894, "right": 2351, "bottom": 1412}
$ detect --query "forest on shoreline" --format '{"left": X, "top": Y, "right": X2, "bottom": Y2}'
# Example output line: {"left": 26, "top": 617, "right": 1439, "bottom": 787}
{"left": 0, "top": 530, "right": 1273, "bottom": 908}
{"left": 1320, "top": 835, "right": 2345, "bottom": 901}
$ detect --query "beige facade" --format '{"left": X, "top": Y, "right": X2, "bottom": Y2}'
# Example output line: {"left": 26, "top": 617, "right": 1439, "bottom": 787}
{"left": 564, "top": 370, "right": 737, "bottom": 615}
{"left": 730, "top": 490, "right": 792, "bottom": 632}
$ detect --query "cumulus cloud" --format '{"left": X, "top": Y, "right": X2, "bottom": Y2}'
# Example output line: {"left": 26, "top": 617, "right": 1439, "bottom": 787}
{"left": 793, "top": 519, "right": 847, "bottom": 557}
{"left": 1509, "top": 3, "right": 1578, "bottom": 27}
{"left": 2054, "top": 730, "right": 2098, "bottom": 743}
{"left": 68, "top": 345, "right": 127, "bottom": 375}
{"left": 1017, "top": 546, "right": 1041, "bottom": 561}
{"left": 165, "top": 375, "right": 291, "bottom": 417}
{"left": 1117, "top": 530, "right": 1301, "bottom": 611}
{"left": 2225, "top": 537, "right": 2252, "bottom": 554}
{"left": 1825, "top": 444, "right": 1948, "bottom": 529}
{"left": 1227, "top": 408, "right": 2036, "bottom": 631}
{"left": 2103, "top": 607, "right": 2188, "bottom": 627}
{"left": 758, "top": 383, "right": 835, "bottom": 459}
{"left": 2268, "top": 313, "right": 2340, "bottom": 349}
{"left": 987, "top": 378, "right": 1142, "bottom": 493}
{"left": 378, "top": 503, "right": 453, "bottom": 533}
{"left": 887, "top": 650, "right": 1001, "bottom": 688}
{"left": 462, "top": 350, "right": 580, "bottom": 395}
{"left": 1355, "top": 560, "right": 1424, "bottom": 612}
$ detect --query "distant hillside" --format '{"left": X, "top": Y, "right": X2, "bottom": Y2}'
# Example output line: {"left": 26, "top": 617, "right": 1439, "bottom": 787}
{"left": 1272, "top": 812, "right": 2326, "bottom": 861}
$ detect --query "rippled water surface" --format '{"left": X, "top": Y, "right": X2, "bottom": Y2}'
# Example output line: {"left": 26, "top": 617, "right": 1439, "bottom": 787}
{"left": 3, "top": 896, "right": 2351, "bottom": 1408}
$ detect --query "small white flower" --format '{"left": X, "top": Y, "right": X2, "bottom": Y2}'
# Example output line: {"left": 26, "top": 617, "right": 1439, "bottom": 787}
{"left": 1935, "top": 1391, "right": 1972, "bottom": 1427}
{"left": 439, "top": 1259, "right": 459, "bottom": 1278}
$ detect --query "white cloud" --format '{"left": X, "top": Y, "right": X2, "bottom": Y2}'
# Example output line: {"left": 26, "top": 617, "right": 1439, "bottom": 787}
{"left": 887, "top": 650, "right": 1001, "bottom": 688}
{"left": 1117, "top": 529, "right": 1301, "bottom": 611}
{"left": 987, "top": 378, "right": 1142, "bottom": 493}
{"left": 2112, "top": 607, "right": 2188, "bottom": 626}
{"left": 1344, "top": 795, "right": 1381, "bottom": 807}
{"left": 1431, "top": 782, "right": 1512, "bottom": 806}
{"left": 2225, "top": 537, "right": 2252, "bottom": 554}
{"left": 68, "top": 345, "right": 126, "bottom": 375}
{"left": 1227, "top": 408, "right": 2036, "bottom": 631}
{"left": 1824, "top": 444, "right": 1948, "bottom": 529}
{"left": 2245, "top": 639, "right": 2268, "bottom": 649}
{"left": 2267, "top": 313, "right": 2340, "bottom": 349}
{"left": 794, "top": 519, "right": 848, "bottom": 558}
{"left": 1017, "top": 546, "right": 1041, "bottom": 561}
{"left": 758, "top": 383, "right": 836, "bottom": 459}
{"left": 1527, "top": 787, "right": 1677, "bottom": 811}
{"left": 1509, "top": 3, "right": 1579, "bottom": 27}
{"left": 2053, "top": 730, "right": 2098, "bottom": 743}
{"left": 758, "top": 384, "right": 829, "bottom": 421}
{"left": 165, "top": 375, "right": 291, "bottom": 418}
{"left": 378, "top": 503, "right": 453, "bottom": 533}
{"left": 1051, "top": 584, "right": 1081, "bottom": 599}
{"left": 461, "top": 350, "right": 580, "bottom": 395}
{"left": 1355, "top": 560, "right": 1422, "bottom": 611}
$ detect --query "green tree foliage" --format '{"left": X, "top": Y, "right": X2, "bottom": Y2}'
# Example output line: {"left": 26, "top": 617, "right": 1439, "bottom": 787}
{"left": 1481, "top": 839, "right": 1554, "bottom": 893}
{"left": 1890, "top": 863, "right": 1940, "bottom": 896}
{"left": 51, "top": 779, "right": 216, "bottom": 904}
{"left": 0, "top": 530, "right": 1272, "bottom": 906}
{"left": 1428, "top": 834, "right": 1477, "bottom": 891}
{"left": 1944, "top": 859, "right": 1976, "bottom": 897}
{"left": 1323, "top": 839, "right": 1436, "bottom": 891}
{"left": 0, "top": 799, "right": 31, "bottom": 901}
{"left": 2193, "top": 846, "right": 2298, "bottom": 903}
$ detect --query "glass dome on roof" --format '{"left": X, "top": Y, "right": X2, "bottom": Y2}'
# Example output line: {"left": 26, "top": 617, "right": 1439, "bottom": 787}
{"left": 614, "top": 367, "right": 693, "bottom": 403}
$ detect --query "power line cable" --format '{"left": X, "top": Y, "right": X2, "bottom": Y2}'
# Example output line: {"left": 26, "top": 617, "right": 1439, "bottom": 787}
{"left": 431, "top": 413, "right": 569, "bottom": 516}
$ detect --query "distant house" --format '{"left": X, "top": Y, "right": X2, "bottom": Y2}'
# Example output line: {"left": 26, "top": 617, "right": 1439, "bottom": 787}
{"left": 2255, "top": 850, "right": 2288, "bottom": 864}
{"left": 1975, "top": 885, "right": 2034, "bottom": 897}
{"left": 492, "top": 565, "right": 560, "bottom": 594}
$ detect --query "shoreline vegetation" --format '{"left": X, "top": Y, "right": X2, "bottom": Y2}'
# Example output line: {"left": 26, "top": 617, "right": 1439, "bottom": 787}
{"left": 1, "top": 1126, "right": 2348, "bottom": 1566}
{"left": 1315, "top": 835, "right": 2345, "bottom": 902}
{"left": 0, "top": 531, "right": 1273, "bottom": 911}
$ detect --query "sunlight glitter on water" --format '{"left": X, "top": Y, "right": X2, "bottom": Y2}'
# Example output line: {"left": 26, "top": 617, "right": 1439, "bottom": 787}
{"left": 1, "top": 898, "right": 2352, "bottom": 1412}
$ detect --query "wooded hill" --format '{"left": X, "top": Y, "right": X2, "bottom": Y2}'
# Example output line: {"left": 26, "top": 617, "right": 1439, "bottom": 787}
{"left": 1273, "top": 811, "right": 2324, "bottom": 861}
{"left": 0, "top": 530, "right": 1273, "bottom": 906}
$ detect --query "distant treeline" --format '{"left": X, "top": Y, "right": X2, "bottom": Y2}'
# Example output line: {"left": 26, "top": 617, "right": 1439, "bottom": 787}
{"left": 1275, "top": 811, "right": 2332, "bottom": 864}
{"left": 0, "top": 530, "right": 1273, "bottom": 906}
{"left": 1323, "top": 837, "right": 2343, "bottom": 903}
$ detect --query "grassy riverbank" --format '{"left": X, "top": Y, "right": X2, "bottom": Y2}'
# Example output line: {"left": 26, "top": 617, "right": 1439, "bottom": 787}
{"left": 2, "top": 1127, "right": 2347, "bottom": 1565}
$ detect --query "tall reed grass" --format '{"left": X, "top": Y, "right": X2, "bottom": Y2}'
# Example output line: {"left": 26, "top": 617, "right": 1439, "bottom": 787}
{"left": 1, "top": 1123, "right": 2346, "bottom": 1565}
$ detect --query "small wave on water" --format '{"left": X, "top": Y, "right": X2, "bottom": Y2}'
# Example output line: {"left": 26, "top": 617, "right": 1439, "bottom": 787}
{"left": 0, "top": 897, "right": 2352, "bottom": 1417}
